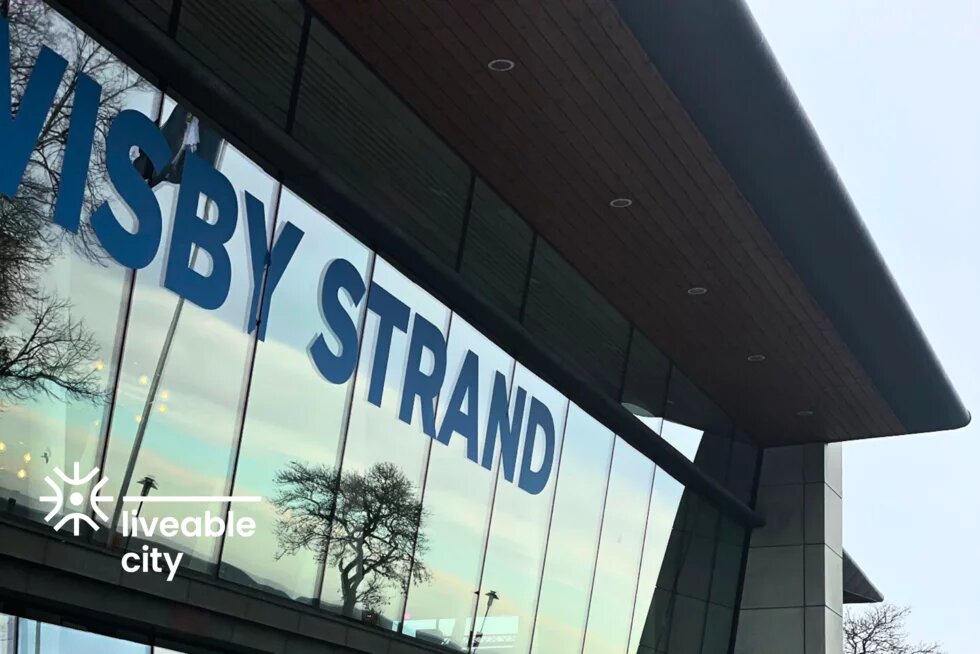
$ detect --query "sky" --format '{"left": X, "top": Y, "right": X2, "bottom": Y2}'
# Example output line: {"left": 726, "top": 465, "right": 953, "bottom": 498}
{"left": 743, "top": 1, "right": 980, "bottom": 651}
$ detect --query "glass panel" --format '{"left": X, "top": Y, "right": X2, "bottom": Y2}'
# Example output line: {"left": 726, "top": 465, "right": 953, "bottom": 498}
{"left": 18, "top": 619, "right": 150, "bottom": 654}
{"left": 665, "top": 594, "right": 706, "bottom": 654}
{"left": 621, "top": 332, "right": 670, "bottom": 434}
{"left": 401, "top": 316, "right": 514, "bottom": 649}
{"left": 709, "top": 517, "right": 746, "bottom": 609}
{"left": 628, "top": 471, "right": 684, "bottom": 654}
{"left": 726, "top": 429, "right": 759, "bottom": 504}
{"left": 219, "top": 188, "right": 373, "bottom": 600}
{"left": 0, "top": 614, "right": 14, "bottom": 654}
{"left": 523, "top": 241, "right": 630, "bottom": 399}
{"left": 319, "top": 257, "right": 451, "bottom": 627}
{"left": 101, "top": 137, "right": 277, "bottom": 571}
{"left": 582, "top": 441, "right": 654, "bottom": 654}
{"left": 127, "top": 0, "right": 172, "bottom": 31}
{"left": 295, "top": 20, "right": 470, "bottom": 266}
{"left": 661, "top": 368, "right": 731, "bottom": 465}
{"left": 458, "top": 180, "right": 533, "bottom": 320}
{"left": 0, "top": 5, "right": 158, "bottom": 521}
{"left": 699, "top": 603, "right": 734, "bottom": 654}
{"left": 177, "top": 0, "right": 305, "bottom": 128}
{"left": 475, "top": 366, "right": 568, "bottom": 654}
{"left": 529, "top": 406, "right": 613, "bottom": 654}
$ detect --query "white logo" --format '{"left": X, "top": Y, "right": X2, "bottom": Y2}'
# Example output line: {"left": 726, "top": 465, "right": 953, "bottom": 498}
{"left": 39, "top": 463, "right": 113, "bottom": 536}
{"left": 37, "top": 462, "right": 261, "bottom": 581}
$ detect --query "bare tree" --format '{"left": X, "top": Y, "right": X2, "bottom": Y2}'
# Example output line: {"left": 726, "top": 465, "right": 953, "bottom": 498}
{"left": 272, "top": 461, "right": 430, "bottom": 618}
{"left": 845, "top": 604, "right": 944, "bottom": 654}
{"left": 0, "top": 1, "right": 146, "bottom": 406}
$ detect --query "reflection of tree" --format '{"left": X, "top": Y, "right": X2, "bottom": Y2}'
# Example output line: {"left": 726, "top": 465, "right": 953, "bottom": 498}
{"left": 0, "top": 2, "right": 145, "bottom": 407}
{"left": 272, "top": 461, "right": 430, "bottom": 617}
{"left": 845, "top": 604, "right": 944, "bottom": 654}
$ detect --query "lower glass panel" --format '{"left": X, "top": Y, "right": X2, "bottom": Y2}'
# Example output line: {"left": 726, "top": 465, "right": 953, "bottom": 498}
{"left": 582, "top": 441, "right": 655, "bottom": 654}
{"left": 474, "top": 366, "right": 569, "bottom": 654}
{"left": 529, "top": 407, "right": 612, "bottom": 654}
{"left": 629, "top": 471, "right": 685, "bottom": 653}
{"left": 318, "top": 258, "right": 451, "bottom": 626}
{"left": 401, "top": 317, "right": 513, "bottom": 649}
{"left": 101, "top": 143, "right": 278, "bottom": 571}
{"left": 218, "top": 189, "right": 373, "bottom": 601}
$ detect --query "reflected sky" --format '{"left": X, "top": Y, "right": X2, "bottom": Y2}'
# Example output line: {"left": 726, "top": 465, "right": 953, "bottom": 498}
{"left": 476, "top": 365, "right": 569, "bottom": 654}
{"left": 582, "top": 441, "right": 654, "bottom": 654}
{"left": 530, "top": 406, "right": 613, "bottom": 654}
{"left": 0, "top": 7, "right": 702, "bottom": 653}
{"left": 402, "top": 315, "right": 515, "bottom": 648}
{"left": 101, "top": 139, "right": 278, "bottom": 567}
{"left": 220, "top": 187, "right": 373, "bottom": 599}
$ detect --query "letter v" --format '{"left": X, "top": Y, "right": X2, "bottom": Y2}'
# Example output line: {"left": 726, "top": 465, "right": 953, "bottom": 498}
{"left": 138, "top": 515, "right": 159, "bottom": 537}
{"left": 0, "top": 18, "right": 68, "bottom": 199}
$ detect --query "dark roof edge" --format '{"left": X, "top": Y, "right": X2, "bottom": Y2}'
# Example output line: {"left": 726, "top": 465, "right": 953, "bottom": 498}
{"left": 843, "top": 550, "right": 885, "bottom": 604}
{"left": 613, "top": 0, "right": 969, "bottom": 436}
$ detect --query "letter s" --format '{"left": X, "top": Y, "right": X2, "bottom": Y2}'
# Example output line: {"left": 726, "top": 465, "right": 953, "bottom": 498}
{"left": 90, "top": 110, "right": 171, "bottom": 269}
{"left": 309, "top": 258, "right": 366, "bottom": 384}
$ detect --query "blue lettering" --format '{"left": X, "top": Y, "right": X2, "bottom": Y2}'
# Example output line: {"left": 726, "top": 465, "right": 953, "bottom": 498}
{"left": 243, "top": 194, "right": 304, "bottom": 339}
{"left": 483, "top": 374, "right": 526, "bottom": 482}
{"left": 164, "top": 152, "right": 237, "bottom": 309}
{"left": 398, "top": 314, "right": 447, "bottom": 437}
{"left": 518, "top": 398, "right": 556, "bottom": 495}
{"left": 52, "top": 72, "right": 100, "bottom": 232}
{"left": 366, "top": 282, "right": 410, "bottom": 407}
{"left": 309, "top": 258, "right": 366, "bottom": 384}
{"left": 436, "top": 349, "right": 481, "bottom": 463}
{"left": 90, "top": 110, "right": 171, "bottom": 268}
{"left": 0, "top": 21, "right": 66, "bottom": 198}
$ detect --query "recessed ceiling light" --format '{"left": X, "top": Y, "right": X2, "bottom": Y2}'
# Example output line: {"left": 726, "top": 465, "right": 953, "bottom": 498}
{"left": 609, "top": 198, "right": 633, "bottom": 208}
{"left": 796, "top": 409, "right": 814, "bottom": 417}
{"left": 487, "top": 58, "right": 515, "bottom": 72}
{"left": 687, "top": 286, "right": 708, "bottom": 296}
{"left": 746, "top": 354, "right": 766, "bottom": 362}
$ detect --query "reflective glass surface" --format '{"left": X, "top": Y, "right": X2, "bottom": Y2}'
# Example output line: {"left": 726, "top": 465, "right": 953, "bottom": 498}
{"left": 402, "top": 315, "right": 514, "bottom": 649}
{"left": 530, "top": 406, "right": 612, "bottom": 654}
{"left": 295, "top": 19, "right": 470, "bottom": 266}
{"left": 629, "top": 471, "right": 684, "bottom": 653}
{"left": 101, "top": 138, "right": 278, "bottom": 570}
{"left": 0, "top": 5, "right": 761, "bottom": 653}
{"left": 475, "top": 365, "right": 568, "bottom": 653}
{"left": 0, "top": 4, "right": 158, "bottom": 520}
{"left": 522, "top": 241, "right": 630, "bottom": 399}
{"left": 219, "top": 189, "right": 373, "bottom": 600}
{"left": 2, "top": 614, "right": 199, "bottom": 654}
{"left": 582, "top": 441, "right": 655, "bottom": 654}
{"left": 458, "top": 180, "right": 533, "bottom": 320}
{"left": 319, "top": 257, "right": 451, "bottom": 625}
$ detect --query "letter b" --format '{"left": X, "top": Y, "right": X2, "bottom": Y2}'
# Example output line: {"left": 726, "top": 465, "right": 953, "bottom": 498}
{"left": 206, "top": 511, "right": 226, "bottom": 538}
{"left": 164, "top": 152, "right": 237, "bottom": 309}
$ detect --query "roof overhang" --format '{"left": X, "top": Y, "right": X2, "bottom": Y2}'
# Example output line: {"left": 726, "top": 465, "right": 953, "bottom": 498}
{"left": 307, "top": 0, "right": 967, "bottom": 443}
{"left": 843, "top": 550, "right": 885, "bottom": 604}
{"left": 612, "top": 0, "right": 969, "bottom": 437}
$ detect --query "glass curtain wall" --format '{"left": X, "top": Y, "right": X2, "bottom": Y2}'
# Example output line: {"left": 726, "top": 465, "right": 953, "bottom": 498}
{"left": 0, "top": 5, "right": 758, "bottom": 654}
{"left": 1, "top": 613, "right": 206, "bottom": 654}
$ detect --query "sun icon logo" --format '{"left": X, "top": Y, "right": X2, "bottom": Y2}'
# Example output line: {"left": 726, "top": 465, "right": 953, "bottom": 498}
{"left": 39, "top": 463, "right": 114, "bottom": 536}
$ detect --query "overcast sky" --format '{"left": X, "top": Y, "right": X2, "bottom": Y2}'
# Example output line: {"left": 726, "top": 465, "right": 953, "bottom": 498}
{"left": 743, "top": 1, "right": 979, "bottom": 651}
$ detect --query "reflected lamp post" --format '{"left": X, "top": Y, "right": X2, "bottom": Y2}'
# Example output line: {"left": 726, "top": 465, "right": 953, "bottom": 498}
{"left": 471, "top": 589, "right": 499, "bottom": 651}
{"left": 121, "top": 475, "right": 157, "bottom": 550}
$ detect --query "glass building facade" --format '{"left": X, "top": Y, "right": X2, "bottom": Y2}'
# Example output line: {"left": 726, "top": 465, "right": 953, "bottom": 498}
{"left": 0, "top": 3, "right": 762, "bottom": 653}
